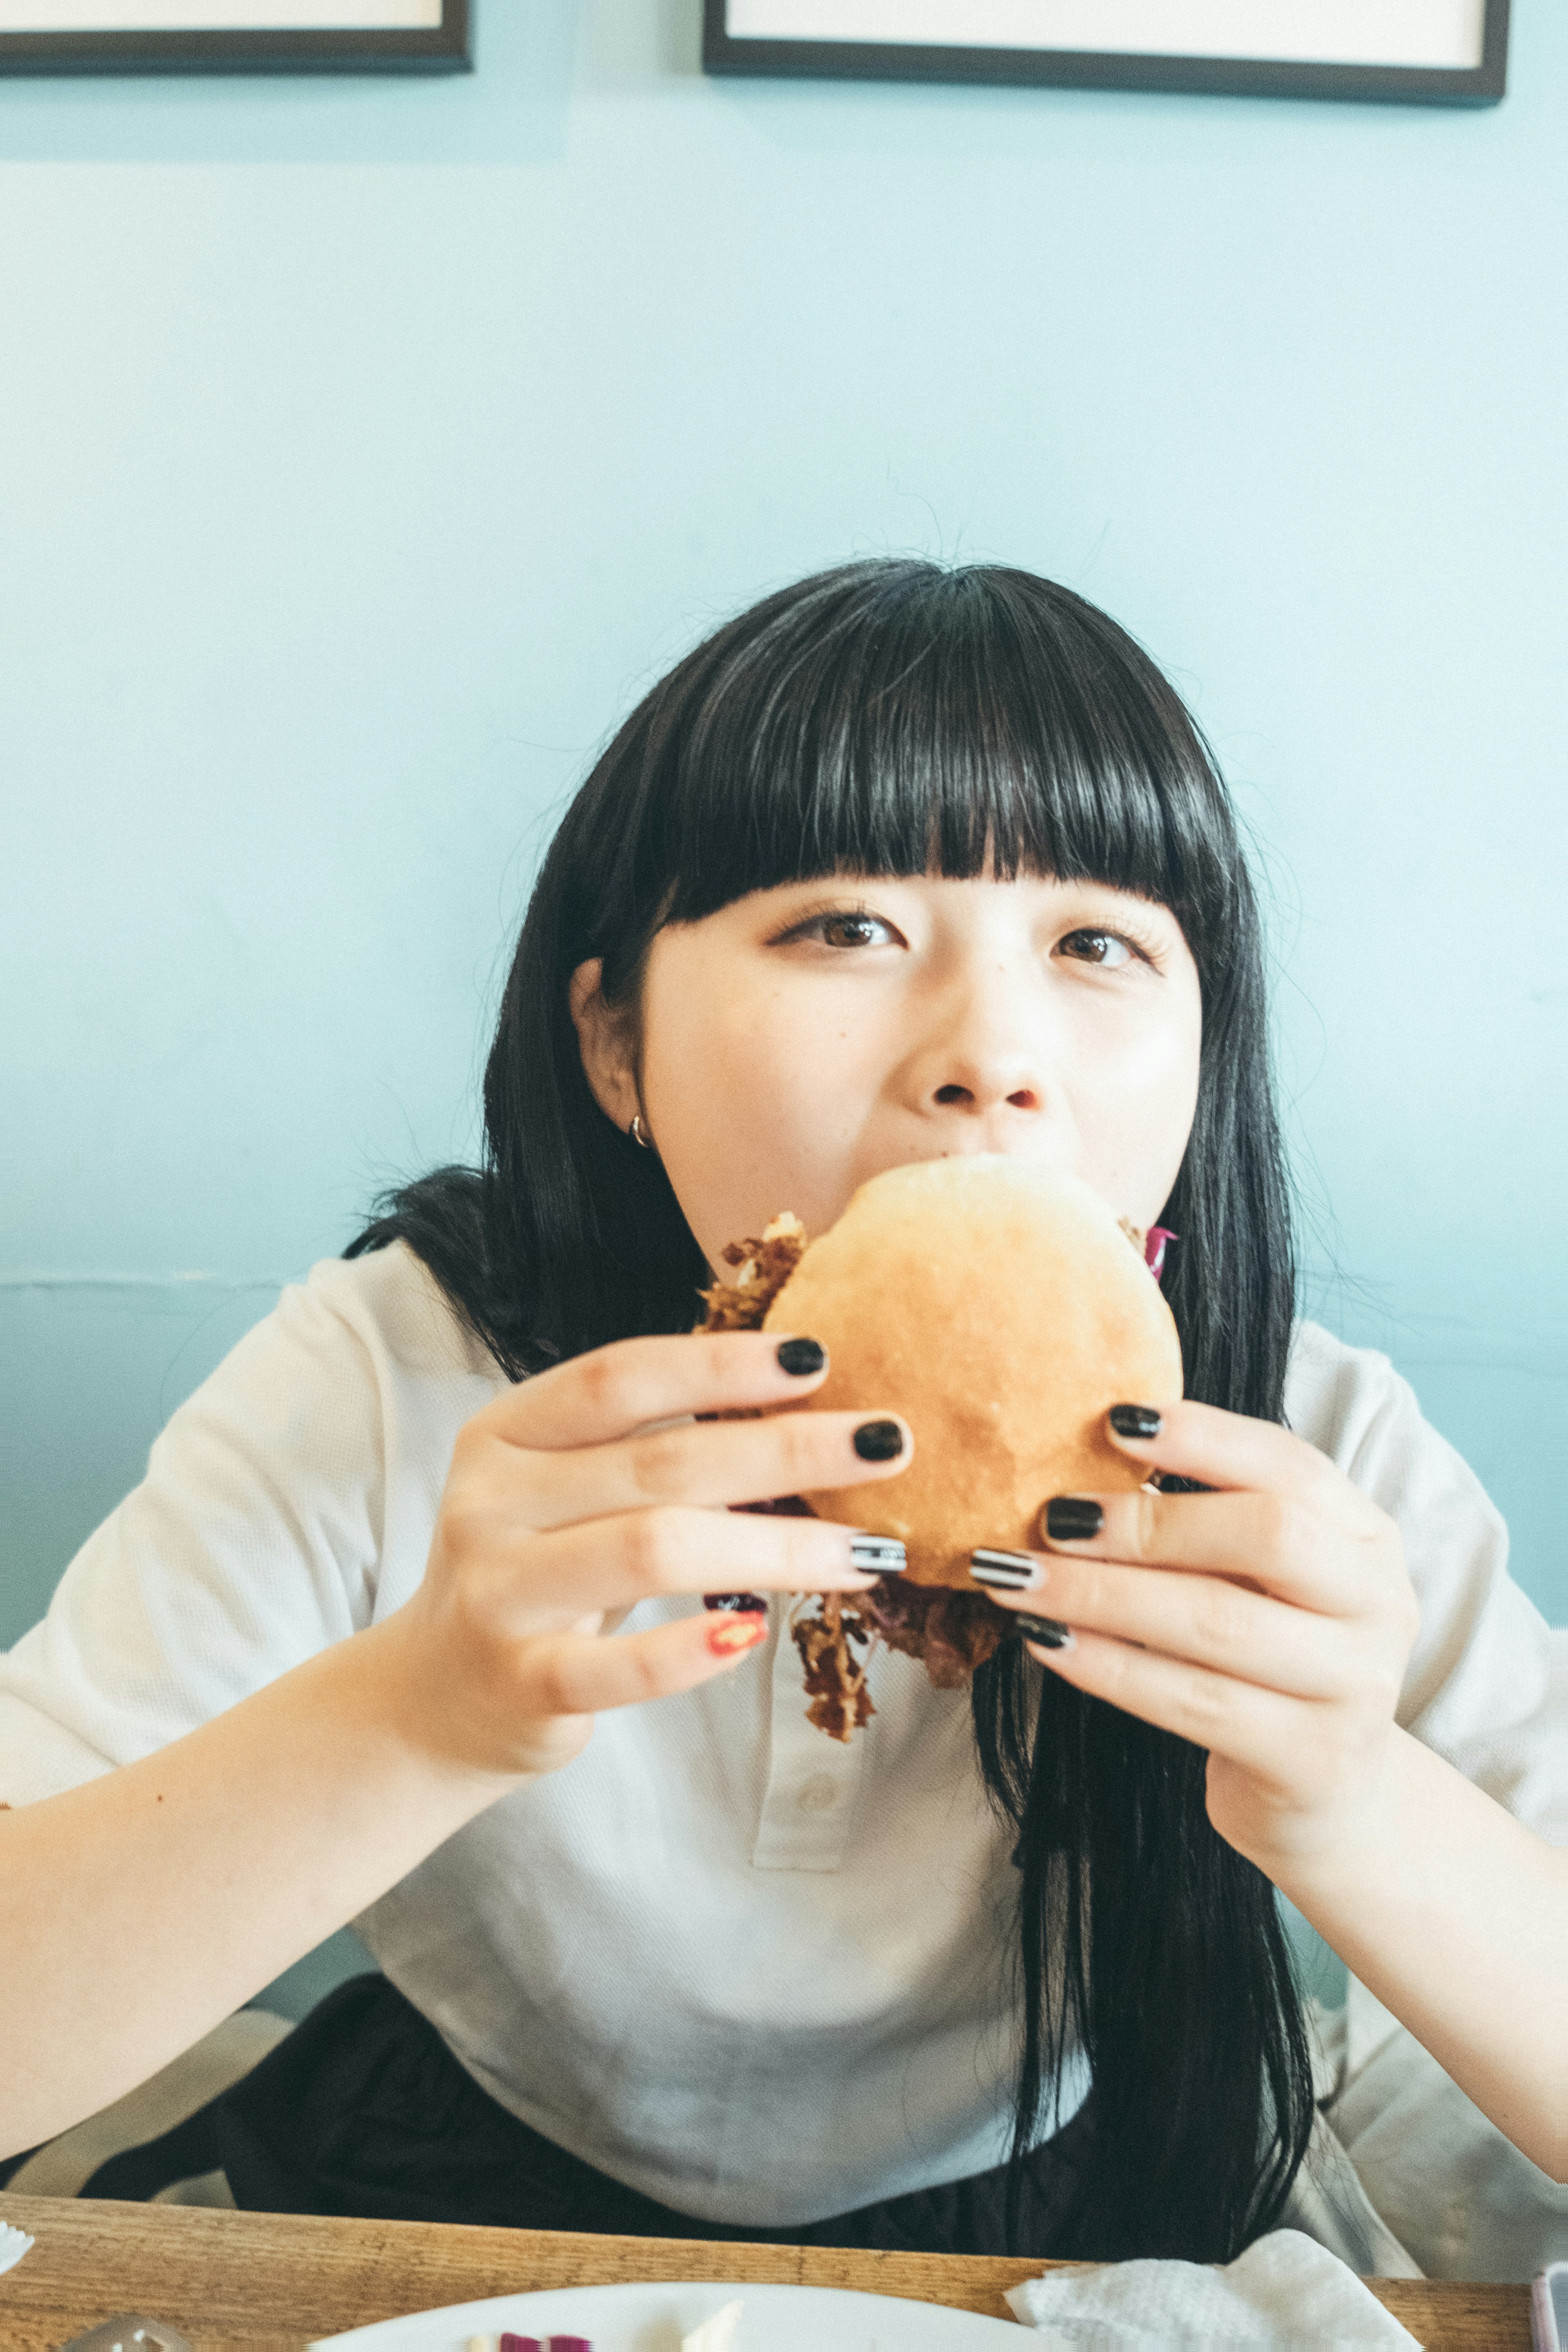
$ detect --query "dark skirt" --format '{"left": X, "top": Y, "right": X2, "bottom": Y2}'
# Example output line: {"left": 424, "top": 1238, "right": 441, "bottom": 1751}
{"left": 81, "top": 1973, "right": 1097, "bottom": 2257}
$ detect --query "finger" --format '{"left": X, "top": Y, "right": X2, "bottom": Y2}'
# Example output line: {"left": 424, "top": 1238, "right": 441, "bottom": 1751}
{"left": 484, "top": 1408, "right": 913, "bottom": 1535}
{"left": 1101, "top": 1397, "right": 1378, "bottom": 1519}
{"left": 1025, "top": 1624, "right": 1315, "bottom": 1780}
{"left": 491, "top": 1506, "right": 905, "bottom": 1619}
{"left": 1033, "top": 1488, "right": 1391, "bottom": 1618}
{"left": 476, "top": 1330, "right": 833, "bottom": 1452}
{"left": 515, "top": 1606, "right": 773, "bottom": 1719}
{"left": 982, "top": 1556, "right": 1350, "bottom": 1699}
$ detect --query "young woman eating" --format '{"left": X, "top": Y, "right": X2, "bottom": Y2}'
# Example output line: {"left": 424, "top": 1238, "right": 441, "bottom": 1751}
{"left": 0, "top": 561, "right": 1561, "bottom": 2269}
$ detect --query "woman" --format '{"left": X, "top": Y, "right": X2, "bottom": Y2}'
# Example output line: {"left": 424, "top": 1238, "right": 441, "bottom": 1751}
{"left": 0, "top": 561, "right": 1560, "bottom": 2265}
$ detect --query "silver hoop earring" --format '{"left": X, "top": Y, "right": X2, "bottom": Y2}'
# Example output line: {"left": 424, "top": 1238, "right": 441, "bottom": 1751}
{"left": 629, "top": 1113, "right": 653, "bottom": 1150}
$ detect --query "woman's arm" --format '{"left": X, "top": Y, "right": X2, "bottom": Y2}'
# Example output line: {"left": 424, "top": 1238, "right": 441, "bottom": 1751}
{"left": 0, "top": 1619, "right": 517, "bottom": 2158}
{"left": 1281, "top": 1724, "right": 1567, "bottom": 2178}
{"left": 975, "top": 1400, "right": 1568, "bottom": 2182}
{"left": 0, "top": 1325, "right": 909, "bottom": 2158}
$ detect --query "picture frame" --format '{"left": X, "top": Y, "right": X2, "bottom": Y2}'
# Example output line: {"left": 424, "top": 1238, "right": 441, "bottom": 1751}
{"left": 0, "top": 0, "right": 470, "bottom": 76}
{"left": 702, "top": 0, "right": 1510, "bottom": 108}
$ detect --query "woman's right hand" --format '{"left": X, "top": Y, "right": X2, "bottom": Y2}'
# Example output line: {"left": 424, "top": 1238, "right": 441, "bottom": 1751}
{"left": 5, "top": 1328, "right": 910, "bottom": 2153}
{"left": 384, "top": 1331, "right": 912, "bottom": 1781}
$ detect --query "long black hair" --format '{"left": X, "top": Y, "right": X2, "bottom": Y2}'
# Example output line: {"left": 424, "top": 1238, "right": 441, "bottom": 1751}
{"left": 348, "top": 559, "right": 1314, "bottom": 2261}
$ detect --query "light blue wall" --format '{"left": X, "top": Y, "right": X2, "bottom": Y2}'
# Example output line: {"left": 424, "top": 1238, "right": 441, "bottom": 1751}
{"left": 4, "top": 2, "right": 1565, "bottom": 1686}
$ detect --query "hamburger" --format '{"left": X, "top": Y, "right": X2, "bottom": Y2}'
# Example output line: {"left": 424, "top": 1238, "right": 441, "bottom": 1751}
{"left": 698, "top": 1157, "right": 1183, "bottom": 1741}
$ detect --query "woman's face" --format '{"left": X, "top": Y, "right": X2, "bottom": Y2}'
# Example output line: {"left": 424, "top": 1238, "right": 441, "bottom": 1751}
{"left": 575, "top": 871, "right": 1203, "bottom": 1274}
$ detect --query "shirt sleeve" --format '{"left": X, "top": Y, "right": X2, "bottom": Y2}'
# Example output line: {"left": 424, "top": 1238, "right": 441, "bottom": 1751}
{"left": 1287, "top": 1323, "right": 1564, "bottom": 1844}
{"left": 0, "top": 1260, "right": 392, "bottom": 1807}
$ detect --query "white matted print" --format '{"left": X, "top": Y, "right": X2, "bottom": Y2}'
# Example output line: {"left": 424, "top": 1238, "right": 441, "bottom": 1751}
{"left": 0, "top": 0, "right": 466, "bottom": 69}
{"left": 704, "top": 0, "right": 1510, "bottom": 103}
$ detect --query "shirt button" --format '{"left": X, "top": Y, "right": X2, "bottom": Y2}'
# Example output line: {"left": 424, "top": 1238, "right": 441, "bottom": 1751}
{"left": 796, "top": 1774, "right": 838, "bottom": 1813}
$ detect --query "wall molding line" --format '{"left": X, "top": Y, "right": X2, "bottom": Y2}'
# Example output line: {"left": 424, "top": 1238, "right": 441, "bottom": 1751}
{"left": 0, "top": 1271, "right": 292, "bottom": 1293}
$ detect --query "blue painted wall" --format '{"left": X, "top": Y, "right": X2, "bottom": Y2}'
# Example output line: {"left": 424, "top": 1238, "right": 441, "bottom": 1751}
{"left": 4, "top": 1, "right": 1565, "bottom": 1691}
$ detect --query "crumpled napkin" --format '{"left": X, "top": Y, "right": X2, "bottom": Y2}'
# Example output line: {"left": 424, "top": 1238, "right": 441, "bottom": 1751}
{"left": 1005, "top": 2228, "right": 1420, "bottom": 2347}
{"left": 681, "top": 2303, "right": 743, "bottom": 2351}
{"left": 0, "top": 2223, "right": 33, "bottom": 2277}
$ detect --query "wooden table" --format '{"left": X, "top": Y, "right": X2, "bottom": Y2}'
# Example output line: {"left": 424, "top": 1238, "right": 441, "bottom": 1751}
{"left": 0, "top": 2196, "right": 1531, "bottom": 2349}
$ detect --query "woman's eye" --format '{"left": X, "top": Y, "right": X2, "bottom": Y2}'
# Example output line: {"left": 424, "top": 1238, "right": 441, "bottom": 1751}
{"left": 808, "top": 912, "right": 897, "bottom": 950}
{"left": 1058, "top": 927, "right": 1136, "bottom": 968}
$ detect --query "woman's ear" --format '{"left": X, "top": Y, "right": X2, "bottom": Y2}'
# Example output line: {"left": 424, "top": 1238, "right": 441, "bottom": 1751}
{"left": 569, "top": 959, "right": 640, "bottom": 1132}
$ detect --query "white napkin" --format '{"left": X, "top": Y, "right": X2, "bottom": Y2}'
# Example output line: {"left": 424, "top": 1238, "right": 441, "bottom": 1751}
{"left": 1006, "top": 2228, "right": 1419, "bottom": 2347}
{"left": 681, "top": 2301, "right": 744, "bottom": 2351}
{"left": 0, "top": 2223, "right": 33, "bottom": 2277}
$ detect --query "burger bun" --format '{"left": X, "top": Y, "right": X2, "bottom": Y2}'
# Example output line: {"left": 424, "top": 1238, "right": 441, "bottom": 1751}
{"left": 761, "top": 1156, "right": 1183, "bottom": 1588}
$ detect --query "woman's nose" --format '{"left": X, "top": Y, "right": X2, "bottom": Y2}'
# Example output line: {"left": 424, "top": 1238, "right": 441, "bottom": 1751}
{"left": 913, "top": 977, "right": 1049, "bottom": 1118}
{"left": 929, "top": 1062, "right": 1042, "bottom": 1115}
{"left": 902, "top": 948, "right": 1056, "bottom": 1124}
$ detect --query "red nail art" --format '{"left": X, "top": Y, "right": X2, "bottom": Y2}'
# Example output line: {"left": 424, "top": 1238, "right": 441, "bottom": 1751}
{"left": 708, "top": 1611, "right": 768, "bottom": 1656}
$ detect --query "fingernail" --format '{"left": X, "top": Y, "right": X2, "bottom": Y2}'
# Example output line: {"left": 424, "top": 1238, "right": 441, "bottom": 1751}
{"left": 1046, "top": 1495, "right": 1104, "bottom": 1543}
{"left": 851, "top": 1534, "right": 906, "bottom": 1575}
{"left": 708, "top": 1612, "right": 768, "bottom": 1655}
{"left": 1109, "top": 1403, "right": 1163, "bottom": 1441}
{"left": 776, "top": 1336, "right": 826, "bottom": 1377}
{"left": 1013, "top": 1612, "right": 1075, "bottom": 1650}
{"left": 704, "top": 1590, "right": 768, "bottom": 1613}
{"left": 853, "top": 1418, "right": 904, "bottom": 1461}
{"left": 969, "top": 1548, "right": 1042, "bottom": 1593}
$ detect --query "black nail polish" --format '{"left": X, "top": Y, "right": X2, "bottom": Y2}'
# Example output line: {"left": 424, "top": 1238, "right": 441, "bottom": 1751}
{"left": 851, "top": 1535, "right": 906, "bottom": 1575}
{"left": 853, "top": 1419, "right": 904, "bottom": 1462}
{"left": 1013, "top": 1611, "right": 1074, "bottom": 1648}
{"left": 776, "top": 1336, "right": 826, "bottom": 1378}
{"left": 1046, "top": 1496, "right": 1104, "bottom": 1543}
{"left": 969, "top": 1548, "right": 1039, "bottom": 1592}
{"left": 1109, "top": 1403, "right": 1163, "bottom": 1441}
{"left": 704, "top": 1591, "right": 768, "bottom": 1613}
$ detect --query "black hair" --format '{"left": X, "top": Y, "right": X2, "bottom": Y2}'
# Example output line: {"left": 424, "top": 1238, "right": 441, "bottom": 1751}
{"left": 348, "top": 558, "right": 1313, "bottom": 2261}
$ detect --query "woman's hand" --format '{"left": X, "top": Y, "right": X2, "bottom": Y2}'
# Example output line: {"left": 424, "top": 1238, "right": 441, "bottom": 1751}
{"left": 2, "top": 1327, "right": 910, "bottom": 2158}
{"left": 975, "top": 1401, "right": 1420, "bottom": 1881}
{"left": 385, "top": 1331, "right": 911, "bottom": 1783}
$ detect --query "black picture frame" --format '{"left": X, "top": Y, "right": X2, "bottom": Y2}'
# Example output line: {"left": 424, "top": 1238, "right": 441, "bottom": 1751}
{"left": 0, "top": 0, "right": 470, "bottom": 76}
{"left": 703, "top": 0, "right": 1509, "bottom": 107}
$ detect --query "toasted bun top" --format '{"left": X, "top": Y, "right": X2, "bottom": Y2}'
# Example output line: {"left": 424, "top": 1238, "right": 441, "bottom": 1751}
{"left": 761, "top": 1157, "right": 1183, "bottom": 1587}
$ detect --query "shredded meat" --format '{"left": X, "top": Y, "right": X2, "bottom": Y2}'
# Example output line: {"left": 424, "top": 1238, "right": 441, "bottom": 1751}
{"left": 853, "top": 1577, "right": 1008, "bottom": 1688}
{"left": 698, "top": 1212, "right": 808, "bottom": 1330}
{"left": 697, "top": 1212, "right": 1013, "bottom": 1742}
{"left": 786, "top": 1584, "right": 1009, "bottom": 1742}
{"left": 791, "top": 1590, "right": 877, "bottom": 1742}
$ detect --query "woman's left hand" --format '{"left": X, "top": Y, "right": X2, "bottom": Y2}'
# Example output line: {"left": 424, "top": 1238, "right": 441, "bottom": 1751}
{"left": 984, "top": 1401, "right": 1421, "bottom": 1882}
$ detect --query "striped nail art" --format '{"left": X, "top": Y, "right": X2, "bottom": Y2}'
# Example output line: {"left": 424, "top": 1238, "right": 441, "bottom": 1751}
{"left": 1013, "top": 1611, "right": 1074, "bottom": 1650}
{"left": 851, "top": 1535, "right": 907, "bottom": 1575}
{"left": 969, "top": 1548, "right": 1041, "bottom": 1593}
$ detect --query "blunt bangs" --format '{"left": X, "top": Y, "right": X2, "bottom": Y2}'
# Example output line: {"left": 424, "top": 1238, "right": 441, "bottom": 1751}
{"left": 584, "top": 561, "right": 1240, "bottom": 991}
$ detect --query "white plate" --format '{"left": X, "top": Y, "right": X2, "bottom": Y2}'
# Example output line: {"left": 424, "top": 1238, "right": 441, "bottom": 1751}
{"left": 309, "top": 2278, "right": 1023, "bottom": 2349}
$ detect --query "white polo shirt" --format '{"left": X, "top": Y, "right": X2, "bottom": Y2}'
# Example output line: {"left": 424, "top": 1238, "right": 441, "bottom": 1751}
{"left": 0, "top": 1242, "right": 1559, "bottom": 2237}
